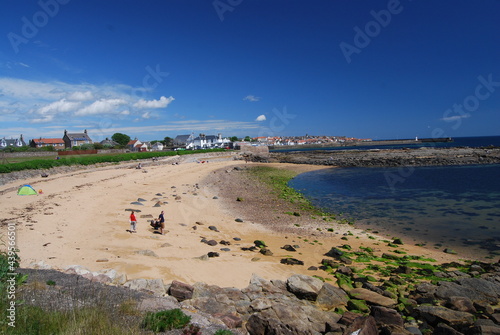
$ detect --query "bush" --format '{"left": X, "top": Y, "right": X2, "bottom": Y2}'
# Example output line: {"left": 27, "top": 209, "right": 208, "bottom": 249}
{"left": 215, "top": 330, "right": 235, "bottom": 335}
{"left": 141, "top": 309, "right": 191, "bottom": 332}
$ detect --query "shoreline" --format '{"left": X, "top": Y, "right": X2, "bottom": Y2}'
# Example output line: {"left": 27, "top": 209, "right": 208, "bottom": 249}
{"left": 208, "top": 162, "right": 496, "bottom": 262}
{"left": 0, "top": 154, "right": 491, "bottom": 290}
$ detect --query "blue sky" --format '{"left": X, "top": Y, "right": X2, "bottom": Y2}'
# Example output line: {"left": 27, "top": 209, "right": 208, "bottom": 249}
{"left": 1, "top": 0, "right": 499, "bottom": 142}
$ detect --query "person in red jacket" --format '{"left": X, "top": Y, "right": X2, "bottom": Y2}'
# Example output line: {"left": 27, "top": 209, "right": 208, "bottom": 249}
{"left": 129, "top": 211, "right": 137, "bottom": 233}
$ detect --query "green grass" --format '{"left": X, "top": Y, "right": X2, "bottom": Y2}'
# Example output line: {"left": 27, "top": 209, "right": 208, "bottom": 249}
{"left": 0, "top": 247, "right": 197, "bottom": 334}
{"left": 0, "top": 148, "right": 226, "bottom": 173}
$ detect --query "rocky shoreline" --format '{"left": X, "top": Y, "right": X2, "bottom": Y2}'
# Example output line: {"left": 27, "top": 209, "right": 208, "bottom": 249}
{"left": 268, "top": 147, "right": 500, "bottom": 167}
{"left": 19, "top": 249, "right": 500, "bottom": 334}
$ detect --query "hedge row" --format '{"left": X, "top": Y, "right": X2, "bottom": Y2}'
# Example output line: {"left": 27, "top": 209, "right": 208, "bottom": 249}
{"left": 0, "top": 149, "right": 226, "bottom": 174}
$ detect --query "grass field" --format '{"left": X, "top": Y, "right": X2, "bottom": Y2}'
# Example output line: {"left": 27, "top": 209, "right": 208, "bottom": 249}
{"left": 0, "top": 149, "right": 227, "bottom": 173}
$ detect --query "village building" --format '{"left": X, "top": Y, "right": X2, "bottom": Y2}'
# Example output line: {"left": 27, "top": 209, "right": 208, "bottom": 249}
{"left": 0, "top": 135, "right": 26, "bottom": 148}
{"left": 99, "top": 138, "right": 120, "bottom": 147}
{"left": 29, "top": 138, "right": 65, "bottom": 150}
{"left": 186, "top": 133, "right": 231, "bottom": 149}
{"left": 127, "top": 139, "right": 148, "bottom": 152}
{"left": 63, "top": 129, "right": 93, "bottom": 149}
{"left": 173, "top": 134, "right": 194, "bottom": 148}
{"left": 151, "top": 142, "right": 164, "bottom": 151}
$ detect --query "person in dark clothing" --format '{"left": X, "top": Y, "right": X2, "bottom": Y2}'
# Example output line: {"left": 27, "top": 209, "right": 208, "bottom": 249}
{"left": 158, "top": 211, "right": 165, "bottom": 235}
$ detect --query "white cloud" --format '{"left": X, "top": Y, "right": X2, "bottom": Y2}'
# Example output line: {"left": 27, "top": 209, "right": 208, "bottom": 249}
{"left": 30, "top": 99, "right": 81, "bottom": 123}
{"left": 133, "top": 96, "right": 175, "bottom": 109}
{"left": 441, "top": 113, "right": 471, "bottom": 122}
{"left": 142, "top": 112, "right": 152, "bottom": 119}
{"left": 255, "top": 114, "right": 266, "bottom": 121}
{"left": 75, "top": 98, "right": 127, "bottom": 116}
{"left": 243, "top": 95, "right": 260, "bottom": 102}
{"left": 37, "top": 99, "right": 81, "bottom": 115}
{"left": 67, "top": 91, "right": 94, "bottom": 101}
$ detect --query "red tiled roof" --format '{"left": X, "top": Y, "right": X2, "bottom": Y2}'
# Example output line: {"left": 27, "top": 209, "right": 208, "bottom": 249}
{"left": 33, "top": 138, "right": 65, "bottom": 144}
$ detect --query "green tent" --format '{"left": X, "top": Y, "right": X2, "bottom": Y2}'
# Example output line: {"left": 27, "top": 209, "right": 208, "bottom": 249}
{"left": 17, "top": 185, "right": 38, "bottom": 195}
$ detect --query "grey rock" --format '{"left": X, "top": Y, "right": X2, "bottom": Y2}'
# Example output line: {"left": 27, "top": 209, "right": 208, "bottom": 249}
{"left": 370, "top": 306, "right": 404, "bottom": 327}
{"left": 286, "top": 274, "right": 323, "bottom": 301}
{"left": 280, "top": 258, "right": 304, "bottom": 266}
{"left": 259, "top": 248, "right": 273, "bottom": 256}
{"left": 316, "top": 282, "right": 349, "bottom": 310}
{"left": 349, "top": 288, "right": 397, "bottom": 307}
{"left": 123, "top": 278, "right": 166, "bottom": 296}
{"left": 415, "top": 305, "right": 475, "bottom": 327}
{"left": 447, "top": 296, "right": 476, "bottom": 313}
{"left": 281, "top": 244, "right": 297, "bottom": 252}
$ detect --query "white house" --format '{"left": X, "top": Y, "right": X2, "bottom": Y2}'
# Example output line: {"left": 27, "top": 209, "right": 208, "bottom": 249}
{"left": 186, "top": 133, "right": 230, "bottom": 149}
{"left": 127, "top": 139, "right": 148, "bottom": 152}
{"left": 151, "top": 142, "right": 164, "bottom": 151}
{"left": 0, "top": 135, "right": 26, "bottom": 148}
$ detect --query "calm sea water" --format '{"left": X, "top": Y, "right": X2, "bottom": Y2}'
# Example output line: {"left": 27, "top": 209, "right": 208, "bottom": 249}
{"left": 288, "top": 136, "right": 500, "bottom": 257}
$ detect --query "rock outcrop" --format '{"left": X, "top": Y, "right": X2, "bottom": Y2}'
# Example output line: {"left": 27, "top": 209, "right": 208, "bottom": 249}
{"left": 19, "top": 259, "right": 500, "bottom": 335}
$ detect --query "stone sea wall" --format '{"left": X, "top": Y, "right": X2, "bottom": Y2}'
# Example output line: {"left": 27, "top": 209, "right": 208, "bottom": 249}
{"left": 269, "top": 147, "right": 500, "bottom": 167}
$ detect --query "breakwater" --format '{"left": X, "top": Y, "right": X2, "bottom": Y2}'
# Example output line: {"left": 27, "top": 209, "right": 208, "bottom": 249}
{"left": 269, "top": 147, "right": 500, "bottom": 167}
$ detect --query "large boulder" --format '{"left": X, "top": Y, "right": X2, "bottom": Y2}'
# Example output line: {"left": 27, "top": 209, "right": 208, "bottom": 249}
{"left": 169, "top": 280, "right": 194, "bottom": 301}
{"left": 349, "top": 288, "right": 397, "bottom": 307}
{"left": 316, "top": 282, "right": 349, "bottom": 310}
{"left": 123, "top": 278, "right": 166, "bottom": 296}
{"left": 415, "top": 305, "right": 475, "bottom": 327}
{"left": 436, "top": 278, "right": 500, "bottom": 306}
{"left": 370, "top": 306, "right": 404, "bottom": 327}
{"left": 286, "top": 274, "right": 324, "bottom": 301}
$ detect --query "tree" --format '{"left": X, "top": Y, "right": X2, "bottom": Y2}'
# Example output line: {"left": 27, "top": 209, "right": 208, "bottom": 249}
{"left": 244, "top": 136, "right": 251, "bottom": 142}
{"left": 112, "top": 133, "right": 131, "bottom": 146}
{"left": 163, "top": 136, "right": 173, "bottom": 147}
{"left": 230, "top": 136, "right": 239, "bottom": 142}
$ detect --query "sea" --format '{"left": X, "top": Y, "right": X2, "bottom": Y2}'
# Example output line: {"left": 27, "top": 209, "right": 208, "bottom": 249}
{"left": 286, "top": 136, "right": 500, "bottom": 258}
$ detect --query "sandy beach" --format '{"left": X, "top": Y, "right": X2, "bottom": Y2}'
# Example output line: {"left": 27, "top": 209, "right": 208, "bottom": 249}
{"left": 0, "top": 152, "right": 476, "bottom": 289}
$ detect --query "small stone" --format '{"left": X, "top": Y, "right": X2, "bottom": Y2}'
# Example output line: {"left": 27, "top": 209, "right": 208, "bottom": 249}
{"left": 444, "top": 248, "right": 458, "bottom": 254}
{"left": 96, "top": 258, "right": 109, "bottom": 262}
{"left": 207, "top": 252, "right": 219, "bottom": 258}
{"left": 235, "top": 218, "right": 243, "bottom": 222}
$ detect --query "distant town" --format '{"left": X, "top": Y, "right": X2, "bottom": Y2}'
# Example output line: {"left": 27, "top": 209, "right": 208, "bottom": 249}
{"left": 0, "top": 130, "right": 371, "bottom": 152}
